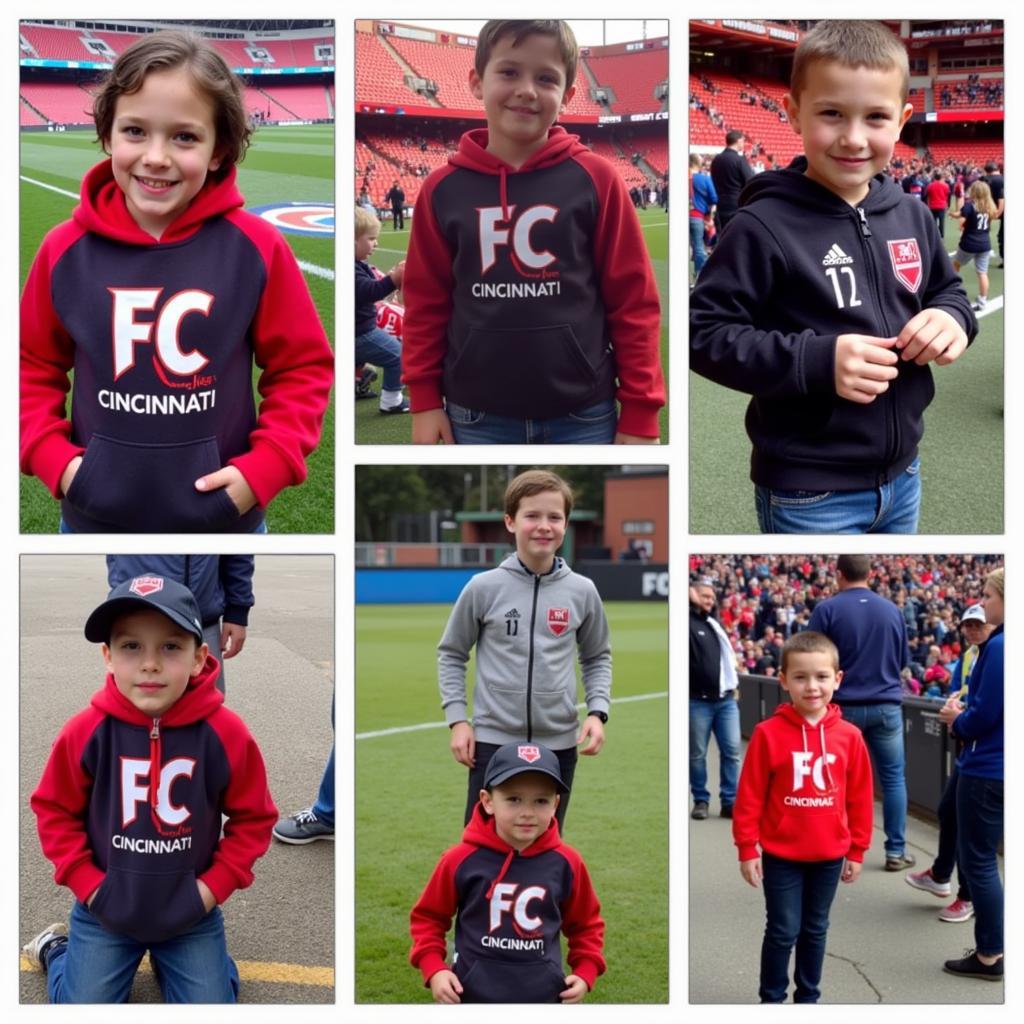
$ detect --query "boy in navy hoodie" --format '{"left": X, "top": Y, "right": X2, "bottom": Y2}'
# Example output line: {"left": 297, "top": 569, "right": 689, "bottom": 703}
{"left": 24, "top": 574, "right": 276, "bottom": 1002}
{"left": 691, "top": 20, "right": 977, "bottom": 533}
{"left": 403, "top": 19, "right": 665, "bottom": 445}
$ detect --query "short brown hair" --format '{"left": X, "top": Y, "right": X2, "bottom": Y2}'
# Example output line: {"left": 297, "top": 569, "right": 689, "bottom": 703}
{"left": 781, "top": 630, "right": 840, "bottom": 674}
{"left": 504, "top": 469, "right": 574, "bottom": 519}
{"left": 836, "top": 554, "right": 871, "bottom": 582}
{"left": 92, "top": 30, "right": 251, "bottom": 178}
{"left": 791, "top": 20, "right": 909, "bottom": 104}
{"left": 475, "top": 20, "right": 579, "bottom": 91}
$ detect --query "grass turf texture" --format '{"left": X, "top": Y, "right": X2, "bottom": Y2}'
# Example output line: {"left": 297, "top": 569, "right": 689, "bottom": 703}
{"left": 19, "top": 126, "right": 335, "bottom": 533}
{"left": 355, "top": 206, "right": 670, "bottom": 444}
{"left": 355, "top": 600, "right": 668, "bottom": 1003}
{"left": 689, "top": 214, "right": 1004, "bottom": 532}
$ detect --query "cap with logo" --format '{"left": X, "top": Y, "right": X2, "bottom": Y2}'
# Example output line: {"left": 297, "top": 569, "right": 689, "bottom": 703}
{"left": 85, "top": 575, "right": 205, "bottom": 644}
{"left": 961, "top": 603, "right": 986, "bottom": 624}
{"left": 483, "top": 741, "right": 569, "bottom": 794}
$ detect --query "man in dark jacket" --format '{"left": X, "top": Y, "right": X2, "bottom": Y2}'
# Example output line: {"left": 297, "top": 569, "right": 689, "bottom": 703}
{"left": 385, "top": 180, "right": 406, "bottom": 230}
{"left": 710, "top": 130, "right": 753, "bottom": 234}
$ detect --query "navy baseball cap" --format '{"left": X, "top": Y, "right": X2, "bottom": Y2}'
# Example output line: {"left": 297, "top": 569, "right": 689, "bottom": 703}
{"left": 484, "top": 742, "right": 569, "bottom": 794}
{"left": 85, "top": 575, "right": 204, "bottom": 644}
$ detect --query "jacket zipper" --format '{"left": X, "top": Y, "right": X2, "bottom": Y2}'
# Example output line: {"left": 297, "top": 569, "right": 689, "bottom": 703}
{"left": 151, "top": 717, "right": 160, "bottom": 740}
{"left": 526, "top": 575, "right": 540, "bottom": 741}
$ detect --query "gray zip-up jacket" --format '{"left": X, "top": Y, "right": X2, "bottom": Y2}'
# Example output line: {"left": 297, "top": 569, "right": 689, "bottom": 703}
{"left": 438, "top": 556, "right": 612, "bottom": 748}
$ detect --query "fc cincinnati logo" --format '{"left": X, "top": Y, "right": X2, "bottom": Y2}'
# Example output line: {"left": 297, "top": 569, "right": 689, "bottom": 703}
{"left": 249, "top": 202, "right": 335, "bottom": 238}
{"left": 129, "top": 576, "right": 164, "bottom": 597}
{"left": 517, "top": 745, "right": 541, "bottom": 764}
{"left": 547, "top": 608, "right": 570, "bottom": 637}
{"left": 887, "top": 238, "right": 922, "bottom": 294}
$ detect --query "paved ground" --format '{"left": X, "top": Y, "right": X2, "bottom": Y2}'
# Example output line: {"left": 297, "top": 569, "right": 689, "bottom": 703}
{"left": 689, "top": 738, "right": 1003, "bottom": 1004}
{"left": 20, "top": 555, "right": 335, "bottom": 1004}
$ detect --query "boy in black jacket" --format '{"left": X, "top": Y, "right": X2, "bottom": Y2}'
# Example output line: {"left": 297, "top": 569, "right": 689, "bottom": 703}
{"left": 690, "top": 20, "right": 977, "bottom": 534}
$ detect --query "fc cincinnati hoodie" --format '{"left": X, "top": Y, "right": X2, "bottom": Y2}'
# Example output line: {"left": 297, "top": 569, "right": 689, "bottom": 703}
{"left": 732, "top": 703, "right": 873, "bottom": 863}
{"left": 402, "top": 126, "right": 665, "bottom": 435}
{"left": 20, "top": 158, "right": 333, "bottom": 533}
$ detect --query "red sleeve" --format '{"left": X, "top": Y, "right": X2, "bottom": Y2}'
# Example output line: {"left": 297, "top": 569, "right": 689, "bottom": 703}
{"left": 223, "top": 212, "right": 334, "bottom": 507}
{"left": 409, "top": 844, "right": 467, "bottom": 984}
{"left": 20, "top": 221, "right": 88, "bottom": 495}
{"left": 401, "top": 168, "right": 457, "bottom": 412}
{"left": 200, "top": 708, "right": 277, "bottom": 905}
{"left": 844, "top": 730, "right": 874, "bottom": 863}
{"left": 559, "top": 847, "right": 606, "bottom": 990}
{"left": 732, "top": 724, "right": 770, "bottom": 862}
{"left": 30, "top": 707, "right": 106, "bottom": 903}
{"left": 577, "top": 154, "right": 666, "bottom": 437}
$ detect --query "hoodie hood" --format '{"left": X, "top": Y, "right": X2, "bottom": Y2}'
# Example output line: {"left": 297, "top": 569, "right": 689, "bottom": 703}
{"left": 498, "top": 552, "right": 572, "bottom": 582}
{"left": 73, "top": 159, "right": 245, "bottom": 245}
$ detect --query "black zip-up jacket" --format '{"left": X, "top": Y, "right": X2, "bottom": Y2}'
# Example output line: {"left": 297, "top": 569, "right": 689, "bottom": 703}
{"left": 690, "top": 159, "right": 978, "bottom": 490}
{"left": 690, "top": 604, "right": 726, "bottom": 700}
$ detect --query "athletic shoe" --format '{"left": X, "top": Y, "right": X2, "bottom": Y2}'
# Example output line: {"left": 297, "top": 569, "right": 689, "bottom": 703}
{"left": 906, "top": 867, "right": 951, "bottom": 898}
{"left": 691, "top": 801, "right": 709, "bottom": 820}
{"left": 356, "top": 367, "right": 379, "bottom": 400}
{"left": 379, "top": 397, "right": 411, "bottom": 415}
{"left": 22, "top": 923, "right": 67, "bottom": 971}
{"left": 942, "top": 949, "right": 1003, "bottom": 981}
{"left": 972, "top": 299, "right": 988, "bottom": 311}
{"left": 720, "top": 804, "right": 734, "bottom": 819}
{"left": 940, "top": 899, "right": 975, "bottom": 923}
{"left": 885, "top": 852, "right": 917, "bottom": 871}
{"left": 272, "top": 807, "right": 335, "bottom": 845}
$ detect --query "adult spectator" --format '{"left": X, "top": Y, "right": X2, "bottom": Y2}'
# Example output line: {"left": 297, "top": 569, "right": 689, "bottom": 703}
{"left": 689, "top": 154, "right": 717, "bottom": 279}
{"left": 925, "top": 169, "right": 951, "bottom": 238}
{"left": 710, "top": 130, "right": 753, "bottom": 234}
{"left": 982, "top": 161, "right": 1004, "bottom": 267}
{"left": 808, "top": 554, "right": 914, "bottom": 870}
{"left": 384, "top": 180, "right": 406, "bottom": 230}
{"left": 689, "top": 580, "right": 741, "bottom": 821}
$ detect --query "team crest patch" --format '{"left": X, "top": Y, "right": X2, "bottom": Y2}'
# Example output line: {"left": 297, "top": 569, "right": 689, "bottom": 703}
{"left": 129, "top": 576, "right": 164, "bottom": 597}
{"left": 248, "top": 202, "right": 335, "bottom": 238}
{"left": 517, "top": 745, "right": 541, "bottom": 764}
{"left": 547, "top": 608, "right": 570, "bottom": 636}
{"left": 887, "top": 238, "right": 922, "bottom": 293}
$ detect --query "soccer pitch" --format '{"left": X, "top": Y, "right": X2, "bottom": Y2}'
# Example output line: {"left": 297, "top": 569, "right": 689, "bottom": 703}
{"left": 18, "top": 125, "right": 335, "bottom": 533}
{"left": 355, "top": 601, "right": 669, "bottom": 1004}
{"left": 356, "top": 205, "right": 670, "bottom": 444}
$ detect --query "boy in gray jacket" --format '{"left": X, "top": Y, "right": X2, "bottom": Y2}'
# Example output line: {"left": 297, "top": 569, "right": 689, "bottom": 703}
{"left": 439, "top": 469, "right": 612, "bottom": 828}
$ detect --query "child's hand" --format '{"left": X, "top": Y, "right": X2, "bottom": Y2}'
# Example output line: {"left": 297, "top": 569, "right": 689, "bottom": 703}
{"left": 840, "top": 859, "right": 862, "bottom": 884}
{"left": 895, "top": 308, "right": 968, "bottom": 366}
{"left": 577, "top": 716, "right": 605, "bottom": 755}
{"left": 834, "top": 334, "right": 900, "bottom": 404}
{"left": 412, "top": 409, "right": 455, "bottom": 444}
{"left": 197, "top": 879, "right": 217, "bottom": 913}
{"left": 450, "top": 721, "right": 476, "bottom": 767}
{"left": 195, "top": 466, "right": 258, "bottom": 515}
{"left": 739, "top": 857, "right": 763, "bottom": 887}
{"left": 428, "top": 969, "right": 463, "bottom": 1004}
{"left": 560, "top": 975, "right": 589, "bottom": 1003}
{"left": 614, "top": 432, "right": 659, "bottom": 444}
{"left": 60, "top": 455, "right": 83, "bottom": 498}
{"left": 389, "top": 260, "right": 406, "bottom": 289}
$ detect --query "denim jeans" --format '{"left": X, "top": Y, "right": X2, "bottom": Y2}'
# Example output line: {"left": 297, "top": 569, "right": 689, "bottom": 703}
{"left": 836, "top": 702, "right": 906, "bottom": 856}
{"left": 759, "top": 853, "right": 844, "bottom": 1003}
{"left": 47, "top": 901, "right": 239, "bottom": 1003}
{"left": 931, "top": 764, "right": 970, "bottom": 900}
{"left": 689, "top": 696, "right": 741, "bottom": 806}
{"left": 957, "top": 773, "right": 1003, "bottom": 955}
{"left": 355, "top": 326, "right": 403, "bottom": 392}
{"left": 689, "top": 215, "right": 709, "bottom": 274}
{"left": 755, "top": 458, "right": 921, "bottom": 534}
{"left": 447, "top": 398, "right": 617, "bottom": 445}
{"left": 312, "top": 693, "right": 335, "bottom": 829}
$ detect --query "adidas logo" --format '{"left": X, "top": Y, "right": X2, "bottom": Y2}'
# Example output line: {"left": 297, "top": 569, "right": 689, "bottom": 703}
{"left": 822, "top": 244, "right": 854, "bottom": 266}
{"left": 505, "top": 609, "right": 521, "bottom": 619}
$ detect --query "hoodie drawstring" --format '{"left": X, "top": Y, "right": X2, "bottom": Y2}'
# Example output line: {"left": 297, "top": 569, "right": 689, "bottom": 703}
{"left": 800, "top": 720, "right": 836, "bottom": 791}
{"left": 148, "top": 718, "right": 174, "bottom": 837}
{"left": 486, "top": 848, "right": 516, "bottom": 900}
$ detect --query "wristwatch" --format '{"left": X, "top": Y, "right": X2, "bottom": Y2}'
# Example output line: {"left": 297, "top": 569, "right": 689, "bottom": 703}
{"left": 587, "top": 710, "right": 608, "bottom": 724}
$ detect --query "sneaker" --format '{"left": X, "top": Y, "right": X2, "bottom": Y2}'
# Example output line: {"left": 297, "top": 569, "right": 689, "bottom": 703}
{"left": 972, "top": 301, "right": 987, "bottom": 311}
{"left": 379, "top": 397, "right": 410, "bottom": 415}
{"left": 691, "top": 801, "right": 709, "bottom": 820}
{"left": 720, "top": 804, "right": 734, "bottom": 819}
{"left": 272, "top": 807, "right": 335, "bottom": 845}
{"left": 906, "top": 867, "right": 951, "bottom": 897}
{"left": 885, "top": 852, "right": 917, "bottom": 871}
{"left": 940, "top": 899, "right": 975, "bottom": 923}
{"left": 942, "top": 949, "right": 1003, "bottom": 981}
{"left": 22, "top": 923, "right": 67, "bottom": 971}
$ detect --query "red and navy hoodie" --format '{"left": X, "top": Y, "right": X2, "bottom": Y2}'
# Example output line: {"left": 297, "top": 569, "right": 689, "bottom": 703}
{"left": 690, "top": 158, "right": 978, "bottom": 490}
{"left": 30, "top": 657, "right": 276, "bottom": 945}
{"left": 733, "top": 703, "right": 874, "bottom": 864}
{"left": 402, "top": 126, "right": 665, "bottom": 436}
{"left": 20, "top": 159, "right": 334, "bottom": 533}
{"left": 409, "top": 804, "right": 605, "bottom": 1003}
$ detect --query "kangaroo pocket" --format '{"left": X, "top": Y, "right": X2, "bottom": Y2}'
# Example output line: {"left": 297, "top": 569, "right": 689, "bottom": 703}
{"left": 457, "top": 955, "right": 565, "bottom": 1004}
{"left": 444, "top": 324, "right": 609, "bottom": 419}
{"left": 526, "top": 685, "right": 578, "bottom": 737}
{"left": 89, "top": 867, "right": 206, "bottom": 944}
{"left": 66, "top": 433, "right": 240, "bottom": 532}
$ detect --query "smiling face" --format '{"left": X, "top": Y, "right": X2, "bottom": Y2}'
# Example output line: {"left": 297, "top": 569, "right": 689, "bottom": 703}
{"left": 102, "top": 609, "right": 207, "bottom": 718}
{"left": 783, "top": 60, "right": 912, "bottom": 206}
{"left": 779, "top": 650, "right": 842, "bottom": 724}
{"left": 480, "top": 772, "right": 560, "bottom": 851}
{"left": 505, "top": 489, "right": 567, "bottom": 574}
{"left": 109, "top": 66, "right": 222, "bottom": 238}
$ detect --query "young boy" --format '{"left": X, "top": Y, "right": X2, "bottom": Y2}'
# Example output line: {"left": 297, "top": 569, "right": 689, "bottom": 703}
{"left": 439, "top": 469, "right": 611, "bottom": 827}
{"left": 24, "top": 574, "right": 276, "bottom": 1002}
{"left": 402, "top": 19, "right": 665, "bottom": 445}
{"left": 409, "top": 742, "right": 605, "bottom": 1002}
{"left": 733, "top": 631, "right": 873, "bottom": 1003}
{"left": 690, "top": 20, "right": 978, "bottom": 533}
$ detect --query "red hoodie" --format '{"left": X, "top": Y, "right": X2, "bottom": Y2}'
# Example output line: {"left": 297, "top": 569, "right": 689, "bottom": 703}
{"left": 20, "top": 159, "right": 333, "bottom": 532}
{"left": 732, "top": 703, "right": 873, "bottom": 864}
{"left": 402, "top": 126, "right": 665, "bottom": 436}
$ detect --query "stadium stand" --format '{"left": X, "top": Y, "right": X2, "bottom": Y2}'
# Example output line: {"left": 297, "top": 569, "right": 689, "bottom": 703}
{"left": 356, "top": 29, "right": 425, "bottom": 106}
{"left": 385, "top": 36, "right": 478, "bottom": 109}
{"left": 587, "top": 47, "right": 667, "bottom": 113}
{"left": 20, "top": 24, "right": 94, "bottom": 62}
{"left": 259, "top": 83, "right": 331, "bottom": 120}
{"left": 20, "top": 81, "right": 95, "bottom": 125}
{"left": 20, "top": 100, "right": 48, "bottom": 127}
{"left": 89, "top": 31, "right": 142, "bottom": 56}
{"left": 927, "top": 139, "right": 1003, "bottom": 167}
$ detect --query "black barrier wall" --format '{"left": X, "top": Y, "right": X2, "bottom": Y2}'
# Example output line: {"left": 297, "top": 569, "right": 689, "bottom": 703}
{"left": 575, "top": 562, "right": 668, "bottom": 601}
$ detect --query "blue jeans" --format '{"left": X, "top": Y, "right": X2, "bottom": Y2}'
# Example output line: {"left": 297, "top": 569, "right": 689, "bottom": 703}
{"left": 755, "top": 458, "right": 921, "bottom": 533}
{"left": 355, "top": 326, "right": 402, "bottom": 391}
{"left": 836, "top": 702, "right": 906, "bottom": 856}
{"left": 312, "top": 693, "right": 335, "bottom": 829}
{"left": 957, "top": 773, "right": 1003, "bottom": 955}
{"left": 932, "top": 764, "right": 970, "bottom": 900}
{"left": 47, "top": 901, "right": 239, "bottom": 1003}
{"left": 689, "top": 215, "right": 709, "bottom": 274}
{"left": 759, "top": 853, "right": 844, "bottom": 1003}
{"left": 447, "top": 398, "right": 617, "bottom": 444}
{"left": 689, "top": 696, "right": 741, "bottom": 806}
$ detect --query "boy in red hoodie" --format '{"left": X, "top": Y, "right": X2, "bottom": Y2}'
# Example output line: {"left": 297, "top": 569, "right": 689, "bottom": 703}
{"left": 24, "top": 574, "right": 276, "bottom": 1002}
{"left": 733, "top": 631, "right": 873, "bottom": 1003}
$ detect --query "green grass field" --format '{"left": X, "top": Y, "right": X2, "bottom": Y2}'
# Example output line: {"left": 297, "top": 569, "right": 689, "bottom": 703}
{"left": 356, "top": 205, "right": 670, "bottom": 444}
{"left": 689, "top": 214, "right": 1004, "bottom": 532}
{"left": 355, "top": 600, "right": 668, "bottom": 1004}
{"left": 19, "top": 125, "right": 335, "bottom": 533}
